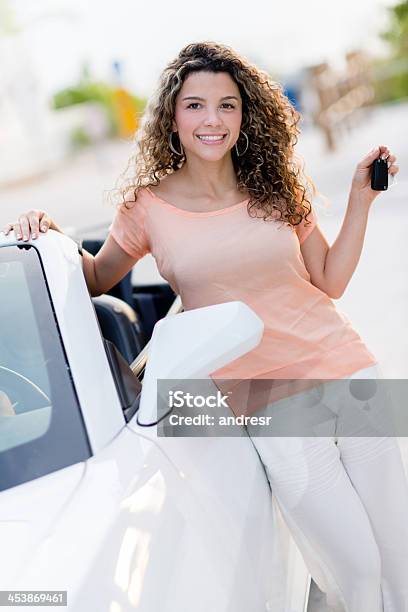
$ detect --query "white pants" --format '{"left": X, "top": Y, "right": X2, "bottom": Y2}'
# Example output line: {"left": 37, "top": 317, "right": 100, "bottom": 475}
{"left": 245, "top": 365, "right": 408, "bottom": 612}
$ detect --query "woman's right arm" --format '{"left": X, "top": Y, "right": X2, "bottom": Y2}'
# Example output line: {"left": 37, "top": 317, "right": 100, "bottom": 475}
{"left": 2, "top": 210, "right": 137, "bottom": 298}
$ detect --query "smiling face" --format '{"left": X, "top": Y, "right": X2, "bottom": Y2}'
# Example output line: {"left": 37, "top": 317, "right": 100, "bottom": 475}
{"left": 172, "top": 70, "right": 243, "bottom": 163}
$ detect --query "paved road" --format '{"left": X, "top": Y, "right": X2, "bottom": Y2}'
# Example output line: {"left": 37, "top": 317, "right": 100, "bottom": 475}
{"left": 1, "top": 100, "right": 407, "bottom": 377}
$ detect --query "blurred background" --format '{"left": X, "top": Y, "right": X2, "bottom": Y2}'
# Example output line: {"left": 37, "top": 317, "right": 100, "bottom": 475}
{"left": 0, "top": 0, "right": 407, "bottom": 376}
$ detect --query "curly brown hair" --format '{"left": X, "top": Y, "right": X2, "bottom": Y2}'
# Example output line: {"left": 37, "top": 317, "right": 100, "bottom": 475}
{"left": 113, "top": 41, "right": 317, "bottom": 228}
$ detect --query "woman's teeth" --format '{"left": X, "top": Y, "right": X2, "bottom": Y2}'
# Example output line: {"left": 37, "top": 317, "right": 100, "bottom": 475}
{"left": 197, "top": 134, "right": 226, "bottom": 142}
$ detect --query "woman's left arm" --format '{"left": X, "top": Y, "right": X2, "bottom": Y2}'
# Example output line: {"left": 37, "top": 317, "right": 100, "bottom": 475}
{"left": 300, "top": 144, "right": 399, "bottom": 299}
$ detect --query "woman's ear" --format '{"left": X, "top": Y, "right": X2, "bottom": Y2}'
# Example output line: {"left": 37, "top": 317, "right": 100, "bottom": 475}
{"left": 172, "top": 120, "right": 177, "bottom": 132}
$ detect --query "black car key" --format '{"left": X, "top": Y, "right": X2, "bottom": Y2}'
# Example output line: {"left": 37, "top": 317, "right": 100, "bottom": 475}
{"left": 371, "top": 157, "right": 388, "bottom": 191}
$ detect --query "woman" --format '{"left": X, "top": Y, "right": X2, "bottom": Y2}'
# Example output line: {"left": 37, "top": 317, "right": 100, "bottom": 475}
{"left": 4, "top": 42, "right": 407, "bottom": 610}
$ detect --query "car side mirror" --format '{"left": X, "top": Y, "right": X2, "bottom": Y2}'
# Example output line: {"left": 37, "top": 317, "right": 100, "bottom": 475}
{"left": 137, "top": 301, "right": 264, "bottom": 425}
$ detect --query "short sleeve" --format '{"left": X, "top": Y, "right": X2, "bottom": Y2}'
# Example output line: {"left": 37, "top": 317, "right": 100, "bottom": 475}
{"left": 295, "top": 206, "right": 318, "bottom": 245}
{"left": 109, "top": 198, "right": 150, "bottom": 260}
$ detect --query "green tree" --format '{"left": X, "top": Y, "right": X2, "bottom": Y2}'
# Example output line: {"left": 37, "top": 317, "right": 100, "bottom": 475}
{"left": 374, "top": 1, "right": 408, "bottom": 101}
{"left": 381, "top": 0, "right": 408, "bottom": 58}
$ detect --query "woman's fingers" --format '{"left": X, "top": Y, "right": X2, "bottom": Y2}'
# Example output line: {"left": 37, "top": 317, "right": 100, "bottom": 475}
{"left": 360, "top": 145, "right": 392, "bottom": 167}
{"left": 2, "top": 210, "right": 50, "bottom": 241}
{"left": 18, "top": 214, "right": 32, "bottom": 241}
{"left": 39, "top": 213, "right": 51, "bottom": 233}
{"left": 12, "top": 223, "right": 22, "bottom": 240}
{"left": 364, "top": 146, "right": 399, "bottom": 178}
{"left": 378, "top": 144, "right": 391, "bottom": 160}
{"left": 28, "top": 212, "right": 40, "bottom": 239}
{"left": 2, "top": 221, "right": 21, "bottom": 238}
{"left": 360, "top": 146, "right": 381, "bottom": 167}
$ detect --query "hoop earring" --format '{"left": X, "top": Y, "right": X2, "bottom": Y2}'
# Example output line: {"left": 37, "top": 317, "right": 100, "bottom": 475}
{"left": 169, "top": 131, "right": 185, "bottom": 157}
{"left": 234, "top": 130, "right": 249, "bottom": 157}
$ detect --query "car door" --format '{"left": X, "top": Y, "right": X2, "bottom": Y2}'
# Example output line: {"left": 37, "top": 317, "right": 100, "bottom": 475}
{"left": 0, "top": 242, "right": 91, "bottom": 588}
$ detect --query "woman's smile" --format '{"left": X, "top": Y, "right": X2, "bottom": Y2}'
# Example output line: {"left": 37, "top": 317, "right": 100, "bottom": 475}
{"left": 196, "top": 133, "right": 228, "bottom": 145}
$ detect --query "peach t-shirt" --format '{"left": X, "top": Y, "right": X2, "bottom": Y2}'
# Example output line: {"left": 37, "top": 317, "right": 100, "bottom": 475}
{"left": 109, "top": 187, "right": 377, "bottom": 409}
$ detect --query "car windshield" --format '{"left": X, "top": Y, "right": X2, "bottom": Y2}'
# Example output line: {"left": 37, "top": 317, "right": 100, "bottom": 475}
{"left": 0, "top": 245, "right": 90, "bottom": 491}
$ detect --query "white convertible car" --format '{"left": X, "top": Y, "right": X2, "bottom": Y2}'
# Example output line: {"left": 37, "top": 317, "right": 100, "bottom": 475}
{"left": 0, "top": 230, "right": 312, "bottom": 611}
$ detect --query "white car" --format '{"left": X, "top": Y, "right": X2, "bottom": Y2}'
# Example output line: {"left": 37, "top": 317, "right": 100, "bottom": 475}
{"left": 0, "top": 230, "right": 311, "bottom": 612}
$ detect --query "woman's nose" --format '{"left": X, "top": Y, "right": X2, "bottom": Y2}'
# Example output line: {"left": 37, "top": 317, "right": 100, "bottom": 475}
{"left": 203, "top": 108, "right": 222, "bottom": 126}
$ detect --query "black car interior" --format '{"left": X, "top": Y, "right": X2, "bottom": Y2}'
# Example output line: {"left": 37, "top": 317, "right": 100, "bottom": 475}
{"left": 85, "top": 239, "right": 176, "bottom": 365}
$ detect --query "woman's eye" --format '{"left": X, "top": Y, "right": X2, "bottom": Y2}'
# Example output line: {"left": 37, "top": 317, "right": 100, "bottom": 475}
{"left": 186, "top": 102, "right": 235, "bottom": 109}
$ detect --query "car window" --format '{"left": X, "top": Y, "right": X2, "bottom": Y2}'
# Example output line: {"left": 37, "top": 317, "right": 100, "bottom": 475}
{"left": 0, "top": 245, "right": 90, "bottom": 491}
